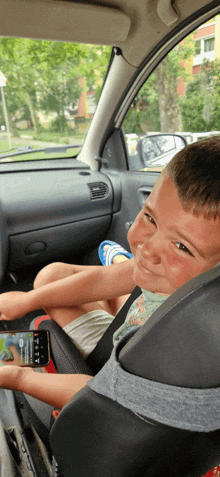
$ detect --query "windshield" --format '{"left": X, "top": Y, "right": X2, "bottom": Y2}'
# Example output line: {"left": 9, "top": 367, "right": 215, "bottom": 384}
{"left": 0, "top": 37, "right": 111, "bottom": 162}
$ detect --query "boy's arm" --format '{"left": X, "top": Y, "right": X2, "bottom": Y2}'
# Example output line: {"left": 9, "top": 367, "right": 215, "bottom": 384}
{"left": 0, "top": 258, "right": 135, "bottom": 320}
{"left": 30, "top": 258, "right": 135, "bottom": 309}
{"left": 0, "top": 365, "right": 92, "bottom": 409}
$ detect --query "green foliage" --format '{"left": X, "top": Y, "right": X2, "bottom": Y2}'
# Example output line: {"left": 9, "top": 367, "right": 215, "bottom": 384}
{"left": 179, "top": 58, "right": 220, "bottom": 132}
{"left": 179, "top": 93, "right": 208, "bottom": 131}
{"left": 124, "top": 36, "right": 194, "bottom": 134}
{"left": 0, "top": 37, "right": 111, "bottom": 136}
{"left": 123, "top": 74, "right": 160, "bottom": 134}
{"left": 38, "top": 61, "right": 81, "bottom": 133}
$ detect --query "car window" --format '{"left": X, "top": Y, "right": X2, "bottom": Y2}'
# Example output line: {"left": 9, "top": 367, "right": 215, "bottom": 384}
{"left": 0, "top": 37, "right": 111, "bottom": 162}
{"left": 124, "top": 14, "right": 219, "bottom": 172}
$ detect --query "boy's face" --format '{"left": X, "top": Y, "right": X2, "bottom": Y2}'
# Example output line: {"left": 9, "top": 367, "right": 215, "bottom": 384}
{"left": 128, "top": 171, "right": 220, "bottom": 295}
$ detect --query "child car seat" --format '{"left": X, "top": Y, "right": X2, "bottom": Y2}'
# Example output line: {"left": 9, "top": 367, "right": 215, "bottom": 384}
{"left": 14, "top": 286, "right": 142, "bottom": 447}
{"left": 49, "top": 264, "right": 220, "bottom": 477}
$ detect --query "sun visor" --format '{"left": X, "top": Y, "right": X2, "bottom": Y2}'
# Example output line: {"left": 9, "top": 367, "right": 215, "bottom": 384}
{"left": 0, "top": 0, "right": 130, "bottom": 44}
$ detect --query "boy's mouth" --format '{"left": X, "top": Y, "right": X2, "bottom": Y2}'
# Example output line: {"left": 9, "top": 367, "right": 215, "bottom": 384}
{"left": 135, "top": 253, "right": 157, "bottom": 276}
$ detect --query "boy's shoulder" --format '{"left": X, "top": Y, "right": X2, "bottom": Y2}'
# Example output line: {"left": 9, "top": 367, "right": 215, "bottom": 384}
{"left": 113, "top": 289, "right": 168, "bottom": 345}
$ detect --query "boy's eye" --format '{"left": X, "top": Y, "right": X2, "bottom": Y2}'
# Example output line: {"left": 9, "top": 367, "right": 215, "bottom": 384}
{"left": 176, "top": 242, "right": 193, "bottom": 256}
{"left": 144, "top": 213, "right": 156, "bottom": 225}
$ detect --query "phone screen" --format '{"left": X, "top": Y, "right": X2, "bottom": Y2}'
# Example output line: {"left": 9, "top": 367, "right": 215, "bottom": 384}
{"left": 0, "top": 330, "right": 50, "bottom": 367}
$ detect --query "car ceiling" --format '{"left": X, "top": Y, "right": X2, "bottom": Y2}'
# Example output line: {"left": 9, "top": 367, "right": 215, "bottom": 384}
{"left": 0, "top": 0, "right": 217, "bottom": 68}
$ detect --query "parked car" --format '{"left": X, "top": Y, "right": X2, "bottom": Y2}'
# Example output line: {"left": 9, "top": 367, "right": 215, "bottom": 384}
{"left": 0, "top": 0, "right": 220, "bottom": 476}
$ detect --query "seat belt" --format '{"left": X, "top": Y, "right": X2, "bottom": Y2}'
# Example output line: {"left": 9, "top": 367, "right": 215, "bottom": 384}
{"left": 86, "top": 286, "right": 142, "bottom": 374}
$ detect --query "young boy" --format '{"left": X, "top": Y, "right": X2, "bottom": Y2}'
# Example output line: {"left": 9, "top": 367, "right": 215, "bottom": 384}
{"left": 0, "top": 135, "right": 220, "bottom": 410}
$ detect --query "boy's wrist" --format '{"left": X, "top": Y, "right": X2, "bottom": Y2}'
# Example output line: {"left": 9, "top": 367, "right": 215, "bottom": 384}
{"left": 25, "top": 289, "right": 42, "bottom": 312}
{"left": 15, "top": 366, "right": 34, "bottom": 392}
{"left": 0, "top": 365, "right": 26, "bottom": 390}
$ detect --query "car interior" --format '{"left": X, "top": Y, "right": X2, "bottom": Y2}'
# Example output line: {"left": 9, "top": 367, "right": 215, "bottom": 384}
{"left": 0, "top": 0, "right": 220, "bottom": 475}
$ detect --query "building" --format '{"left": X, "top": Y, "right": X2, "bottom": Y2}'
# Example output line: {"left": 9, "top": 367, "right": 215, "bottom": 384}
{"left": 177, "top": 15, "right": 220, "bottom": 97}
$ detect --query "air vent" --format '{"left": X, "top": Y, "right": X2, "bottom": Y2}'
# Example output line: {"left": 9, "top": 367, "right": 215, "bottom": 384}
{"left": 88, "top": 182, "right": 109, "bottom": 200}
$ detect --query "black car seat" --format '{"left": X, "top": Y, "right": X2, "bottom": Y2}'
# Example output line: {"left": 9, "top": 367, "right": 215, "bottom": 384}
{"left": 14, "top": 286, "right": 142, "bottom": 447}
{"left": 49, "top": 264, "right": 220, "bottom": 477}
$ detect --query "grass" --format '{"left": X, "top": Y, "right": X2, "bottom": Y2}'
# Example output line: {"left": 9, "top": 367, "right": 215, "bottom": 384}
{"left": 18, "top": 129, "right": 85, "bottom": 143}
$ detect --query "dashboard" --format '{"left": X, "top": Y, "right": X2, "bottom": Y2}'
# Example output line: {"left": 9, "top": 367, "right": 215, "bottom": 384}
{"left": 0, "top": 159, "right": 115, "bottom": 283}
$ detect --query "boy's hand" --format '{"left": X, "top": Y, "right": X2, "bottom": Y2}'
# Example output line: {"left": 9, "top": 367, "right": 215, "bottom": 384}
{"left": 0, "top": 291, "right": 29, "bottom": 320}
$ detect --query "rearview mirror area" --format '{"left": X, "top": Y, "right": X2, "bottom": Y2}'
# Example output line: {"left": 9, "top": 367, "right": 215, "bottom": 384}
{"left": 128, "top": 133, "right": 187, "bottom": 171}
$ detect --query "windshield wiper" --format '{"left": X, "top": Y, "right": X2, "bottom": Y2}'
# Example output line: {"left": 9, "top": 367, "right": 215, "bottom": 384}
{"left": 0, "top": 144, "right": 82, "bottom": 160}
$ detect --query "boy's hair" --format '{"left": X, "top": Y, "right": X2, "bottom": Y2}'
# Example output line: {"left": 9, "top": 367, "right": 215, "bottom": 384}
{"left": 166, "top": 135, "right": 220, "bottom": 220}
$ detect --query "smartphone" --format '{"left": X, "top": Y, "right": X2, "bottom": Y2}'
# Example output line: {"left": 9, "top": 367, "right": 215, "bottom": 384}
{"left": 0, "top": 330, "right": 50, "bottom": 367}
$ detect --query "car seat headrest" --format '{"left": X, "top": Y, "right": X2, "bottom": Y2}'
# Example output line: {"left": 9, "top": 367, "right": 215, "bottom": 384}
{"left": 119, "top": 265, "right": 220, "bottom": 388}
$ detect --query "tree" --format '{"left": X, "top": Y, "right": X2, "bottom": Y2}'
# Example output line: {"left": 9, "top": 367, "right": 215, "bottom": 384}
{"left": 179, "top": 58, "right": 220, "bottom": 132}
{"left": 123, "top": 74, "right": 160, "bottom": 134}
{"left": 155, "top": 51, "right": 182, "bottom": 132}
{"left": 156, "top": 35, "right": 195, "bottom": 132}
{"left": 124, "top": 35, "right": 194, "bottom": 134}
{"left": 38, "top": 61, "right": 81, "bottom": 133}
{"left": 0, "top": 38, "right": 42, "bottom": 136}
{"left": 0, "top": 38, "right": 111, "bottom": 136}
{"left": 38, "top": 43, "right": 111, "bottom": 131}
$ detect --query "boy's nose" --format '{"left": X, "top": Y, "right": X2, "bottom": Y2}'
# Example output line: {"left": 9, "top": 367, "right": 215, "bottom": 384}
{"left": 140, "top": 235, "right": 162, "bottom": 265}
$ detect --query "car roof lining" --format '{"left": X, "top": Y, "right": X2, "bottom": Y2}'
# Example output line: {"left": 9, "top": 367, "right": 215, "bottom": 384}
{"left": 0, "top": 0, "right": 217, "bottom": 67}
